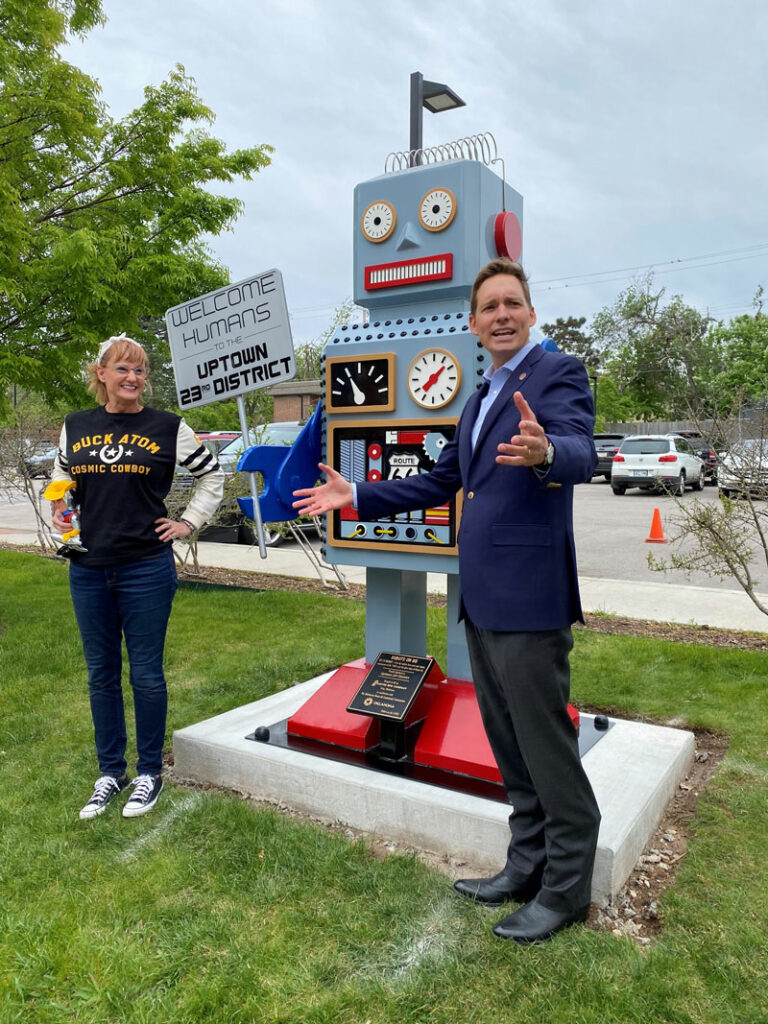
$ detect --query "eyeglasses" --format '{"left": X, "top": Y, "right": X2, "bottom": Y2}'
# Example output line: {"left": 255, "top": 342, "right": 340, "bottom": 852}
{"left": 108, "top": 365, "right": 148, "bottom": 377}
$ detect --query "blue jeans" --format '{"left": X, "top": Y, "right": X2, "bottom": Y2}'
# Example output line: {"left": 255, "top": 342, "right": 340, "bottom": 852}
{"left": 69, "top": 548, "right": 178, "bottom": 777}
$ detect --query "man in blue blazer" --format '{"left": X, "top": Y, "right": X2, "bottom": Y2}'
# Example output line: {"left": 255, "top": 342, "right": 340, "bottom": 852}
{"left": 294, "top": 259, "right": 600, "bottom": 944}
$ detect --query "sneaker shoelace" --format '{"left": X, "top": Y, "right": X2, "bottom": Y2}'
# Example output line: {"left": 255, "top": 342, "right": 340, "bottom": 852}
{"left": 90, "top": 775, "right": 120, "bottom": 802}
{"left": 129, "top": 774, "right": 155, "bottom": 802}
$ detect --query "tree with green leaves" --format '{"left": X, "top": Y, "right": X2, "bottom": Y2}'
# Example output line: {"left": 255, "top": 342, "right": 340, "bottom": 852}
{"left": 590, "top": 276, "right": 723, "bottom": 420}
{"left": 0, "top": 0, "right": 272, "bottom": 414}
{"left": 647, "top": 288, "right": 768, "bottom": 614}
{"left": 591, "top": 372, "right": 636, "bottom": 429}
{"left": 707, "top": 300, "right": 768, "bottom": 414}
{"left": 540, "top": 315, "right": 601, "bottom": 371}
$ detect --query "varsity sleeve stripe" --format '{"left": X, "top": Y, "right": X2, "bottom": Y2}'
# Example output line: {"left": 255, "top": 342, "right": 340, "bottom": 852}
{"left": 181, "top": 445, "right": 219, "bottom": 477}
{"left": 176, "top": 418, "right": 225, "bottom": 529}
{"left": 175, "top": 420, "right": 222, "bottom": 478}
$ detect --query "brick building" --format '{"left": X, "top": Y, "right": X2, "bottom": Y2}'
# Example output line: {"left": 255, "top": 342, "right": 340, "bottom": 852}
{"left": 269, "top": 379, "right": 322, "bottom": 423}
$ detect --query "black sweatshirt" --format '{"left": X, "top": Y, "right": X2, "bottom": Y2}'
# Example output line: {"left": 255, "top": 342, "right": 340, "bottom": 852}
{"left": 54, "top": 406, "right": 223, "bottom": 567}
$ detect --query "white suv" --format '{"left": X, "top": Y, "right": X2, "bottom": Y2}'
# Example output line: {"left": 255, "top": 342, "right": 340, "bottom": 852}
{"left": 611, "top": 434, "right": 705, "bottom": 496}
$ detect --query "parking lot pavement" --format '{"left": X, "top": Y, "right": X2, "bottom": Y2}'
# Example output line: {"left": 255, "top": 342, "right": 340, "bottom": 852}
{"left": 574, "top": 477, "right": 738, "bottom": 588}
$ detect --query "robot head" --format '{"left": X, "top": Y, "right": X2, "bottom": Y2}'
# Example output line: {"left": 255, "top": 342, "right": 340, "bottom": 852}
{"left": 353, "top": 159, "right": 523, "bottom": 315}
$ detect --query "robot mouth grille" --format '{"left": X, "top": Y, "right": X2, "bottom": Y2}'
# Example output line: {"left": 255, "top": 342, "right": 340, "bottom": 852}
{"left": 364, "top": 253, "right": 453, "bottom": 291}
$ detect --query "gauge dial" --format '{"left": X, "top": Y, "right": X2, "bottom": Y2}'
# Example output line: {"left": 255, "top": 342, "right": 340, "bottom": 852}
{"left": 418, "top": 188, "right": 457, "bottom": 232}
{"left": 407, "top": 348, "right": 462, "bottom": 409}
{"left": 326, "top": 354, "right": 396, "bottom": 413}
{"left": 361, "top": 201, "right": 397, "bottom": 243}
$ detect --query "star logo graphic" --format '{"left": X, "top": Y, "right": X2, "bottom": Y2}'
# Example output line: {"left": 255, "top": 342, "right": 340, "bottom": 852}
{"left": 99, "top": 444, "right": 124, "bottom": 465}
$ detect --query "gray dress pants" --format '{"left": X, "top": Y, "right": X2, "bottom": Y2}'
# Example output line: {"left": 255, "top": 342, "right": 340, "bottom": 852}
{"left": 464, "top": 621, "right": 601, "bottom": 912}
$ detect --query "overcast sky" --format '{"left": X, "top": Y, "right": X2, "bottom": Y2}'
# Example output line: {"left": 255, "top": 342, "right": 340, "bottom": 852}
{"left": 67, "top": 0, "right": 768, "bottom": 345}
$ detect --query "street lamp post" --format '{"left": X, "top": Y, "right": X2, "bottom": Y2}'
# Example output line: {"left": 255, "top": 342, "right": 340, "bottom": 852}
{"left": 409, "top": 72, "right": 466, "bottom": 166}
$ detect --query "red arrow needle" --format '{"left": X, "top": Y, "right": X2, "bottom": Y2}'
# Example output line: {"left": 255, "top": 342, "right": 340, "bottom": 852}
{"left": 422, "top": 365, "right": 445, "bottom": 392}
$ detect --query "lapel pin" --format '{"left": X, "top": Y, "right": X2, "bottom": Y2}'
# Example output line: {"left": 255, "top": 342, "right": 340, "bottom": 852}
{"left": 518, "top": 372, "right": 527, "bottom": 381}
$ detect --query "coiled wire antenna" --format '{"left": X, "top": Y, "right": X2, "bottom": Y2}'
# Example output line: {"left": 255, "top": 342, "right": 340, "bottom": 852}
{"left": 384, "top": 131, "right": 505, "bottom": 182}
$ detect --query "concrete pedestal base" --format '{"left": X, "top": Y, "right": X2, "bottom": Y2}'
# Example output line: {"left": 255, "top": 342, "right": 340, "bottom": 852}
{"left": 173, "top": 673, "right": 695, "bottom": 906}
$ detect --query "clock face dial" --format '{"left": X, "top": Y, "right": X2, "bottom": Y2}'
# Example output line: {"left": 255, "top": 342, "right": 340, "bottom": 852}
{"left": 361, "top": 201, "right": 397, "bottom": 243}
{"left": 407, "top": 348, "right": 462, "bottom": 409}
{"left": 418, "top": 188, "right": 457, "bottom": 232}
{"left": 326, "top": 354, "right": 396, "bottom": 412}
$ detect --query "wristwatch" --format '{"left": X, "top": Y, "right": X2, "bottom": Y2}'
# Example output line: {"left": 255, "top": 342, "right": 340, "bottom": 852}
{"left": 539, "top": 440, "right": 555, "bottom": 468}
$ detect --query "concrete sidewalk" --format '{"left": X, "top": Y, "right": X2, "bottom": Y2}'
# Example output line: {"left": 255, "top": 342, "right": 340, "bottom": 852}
{"left": 2, "top": 513, "right": 767, "bottom": 634}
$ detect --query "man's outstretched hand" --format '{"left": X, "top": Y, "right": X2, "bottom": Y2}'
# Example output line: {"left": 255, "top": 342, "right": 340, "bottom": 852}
{"left": 496, "top": 391, "right": 549, "bottom": 467}
{"left": 293, "top": 463, "right": 354, "bottom": 516}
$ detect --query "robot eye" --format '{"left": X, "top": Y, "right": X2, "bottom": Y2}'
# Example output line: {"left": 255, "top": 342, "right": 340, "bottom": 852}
{"left": 418, "top": 188, "right": 457, "bottom": 232}
{"left": 361, "top": 201, "right": 397, "bottom": 243}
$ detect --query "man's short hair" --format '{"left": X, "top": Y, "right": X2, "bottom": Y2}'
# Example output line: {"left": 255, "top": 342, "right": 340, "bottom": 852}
{"left": 470, "top": 258, "right": 532, "bottom": 315}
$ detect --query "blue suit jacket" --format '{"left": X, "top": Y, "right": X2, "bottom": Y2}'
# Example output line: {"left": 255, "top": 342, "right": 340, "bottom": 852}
{"left": 357, "top": 346, "right": 597, "bottom": 632}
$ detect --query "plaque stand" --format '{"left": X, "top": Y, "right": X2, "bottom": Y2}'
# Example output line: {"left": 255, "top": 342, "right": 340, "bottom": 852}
{"left": 379, "top": 720, "right": 406, "bottom": 760}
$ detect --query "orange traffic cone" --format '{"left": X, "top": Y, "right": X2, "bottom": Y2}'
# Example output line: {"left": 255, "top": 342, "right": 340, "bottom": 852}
{"left": 645, "top": 507, "right": 668, "bottom": 544}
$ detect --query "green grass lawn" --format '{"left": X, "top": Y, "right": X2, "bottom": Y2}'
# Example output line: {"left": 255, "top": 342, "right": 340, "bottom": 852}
{"left": 1, "top": 548, "right": 767, "bottom": 1023}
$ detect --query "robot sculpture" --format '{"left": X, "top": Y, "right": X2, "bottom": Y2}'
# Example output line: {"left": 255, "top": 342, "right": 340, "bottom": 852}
{"left": 239, "top": 135, "right": 547, "bottom": 788}
{"left": 241, "top": 134, "right": 523, "bottom": 682}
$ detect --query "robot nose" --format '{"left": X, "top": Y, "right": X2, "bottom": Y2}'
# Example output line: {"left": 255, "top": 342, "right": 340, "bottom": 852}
{"left": 395, "top": 222, "right": 421, "bottom": 251}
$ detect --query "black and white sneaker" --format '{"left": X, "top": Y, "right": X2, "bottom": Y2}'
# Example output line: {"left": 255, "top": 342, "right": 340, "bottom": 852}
{"left": 122, "top": 774, "right": 164, "bottom": 818}
{"left": 79, "top": 774, "right": 130, "bottom": 820}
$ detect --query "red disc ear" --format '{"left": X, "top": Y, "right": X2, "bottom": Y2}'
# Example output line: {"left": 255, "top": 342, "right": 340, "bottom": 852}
{"left": 494, "top": 212, "right": 522, "bottom": 260}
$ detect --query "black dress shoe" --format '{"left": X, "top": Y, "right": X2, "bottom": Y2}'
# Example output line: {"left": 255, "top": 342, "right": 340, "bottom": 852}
{"left": 452, "top": 870, "right": 541, "bottom": 906}
{"left": 492, "top": 897, "right": 590, "bottom": 944}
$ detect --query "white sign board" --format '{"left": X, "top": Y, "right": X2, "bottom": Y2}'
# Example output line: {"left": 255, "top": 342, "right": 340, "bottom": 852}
{"left": 165, "top": 269, "right": 295, "bottom": 410}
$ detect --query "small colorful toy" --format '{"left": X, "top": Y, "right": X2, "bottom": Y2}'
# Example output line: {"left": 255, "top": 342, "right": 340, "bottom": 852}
{"left": 43, "top": 479, "right": 88, "bottom": 551}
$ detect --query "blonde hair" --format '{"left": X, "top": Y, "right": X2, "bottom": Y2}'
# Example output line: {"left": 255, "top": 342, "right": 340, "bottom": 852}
{"left": 87, "top": 335, "right": 151, "bottom": 405}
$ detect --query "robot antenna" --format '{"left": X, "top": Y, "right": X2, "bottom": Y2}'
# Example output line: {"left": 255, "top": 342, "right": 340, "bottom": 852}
{"left": 384, "top": 131, "right": 504, "bottom": 181}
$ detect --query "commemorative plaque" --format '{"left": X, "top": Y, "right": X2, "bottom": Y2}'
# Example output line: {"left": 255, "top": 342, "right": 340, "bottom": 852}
{"left": 347, "top": 652, "right": 435, "bottom": 722}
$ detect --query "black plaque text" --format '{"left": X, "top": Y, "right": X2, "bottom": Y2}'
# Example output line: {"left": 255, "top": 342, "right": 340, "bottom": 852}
{"left": 347, "top": 652, "right": 435, "bottom": 723}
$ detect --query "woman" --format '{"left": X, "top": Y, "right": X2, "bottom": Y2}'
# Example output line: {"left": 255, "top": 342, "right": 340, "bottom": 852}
{"left": 50, "top": 334, "right": 224, "bottom": 820}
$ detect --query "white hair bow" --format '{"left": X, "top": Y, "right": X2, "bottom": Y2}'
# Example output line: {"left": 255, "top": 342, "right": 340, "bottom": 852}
{"left": 97, "top": 332, "right": 143, "bottom": 363}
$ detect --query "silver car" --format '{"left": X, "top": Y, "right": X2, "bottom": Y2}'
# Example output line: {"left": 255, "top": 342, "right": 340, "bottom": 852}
{"left": 718, "top": 439, "right": 768, "bottom": 499}
{"left": 611, "top": 434, "right": 706, "bottom": 496}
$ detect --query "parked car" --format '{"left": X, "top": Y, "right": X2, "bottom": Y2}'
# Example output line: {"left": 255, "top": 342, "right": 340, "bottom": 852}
{"left": 216, "top": 421, "right": 303, "bottom": 474}
{"left": 610, "top": 434, "right": 706, "bottom": 495}
{"left": 674, "top": 430, "right": 722, "bottom": 484}
{"left": 175, "top": 421, "right": 311, "bottom": 547}
{"left": 196, "top": 430, "right": 239, "bottom": 456}
{"left": 718, "top": 439, "right": 768, "bottom": 499}
{"left": 24, "top": 442, "right": 59, "bottom": 478}
{"left": 591, "top": 433, "right": 626, "bottom": 480}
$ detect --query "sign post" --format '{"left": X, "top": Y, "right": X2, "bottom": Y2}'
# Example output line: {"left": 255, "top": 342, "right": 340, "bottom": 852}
{"left": 165, "top": 269, "right": 296, "bottom": 557}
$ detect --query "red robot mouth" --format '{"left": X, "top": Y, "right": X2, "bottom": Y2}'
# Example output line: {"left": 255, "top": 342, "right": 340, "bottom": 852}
{"left": 364, "top": 253, "right": 453, "bottom": 291}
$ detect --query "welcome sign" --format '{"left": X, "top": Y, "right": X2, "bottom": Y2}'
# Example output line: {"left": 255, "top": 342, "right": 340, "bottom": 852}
{"left": 165, "top": 269, "right": 296, "bottom": 410}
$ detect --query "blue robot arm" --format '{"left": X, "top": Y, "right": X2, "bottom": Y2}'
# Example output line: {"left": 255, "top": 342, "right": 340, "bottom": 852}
{"left": 236, "top": 404, "right": 323, "bottom": 524}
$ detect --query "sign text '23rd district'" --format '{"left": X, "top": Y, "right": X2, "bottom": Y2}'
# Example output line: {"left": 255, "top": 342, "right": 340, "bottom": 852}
{"left": 176, "top": 345, "right": 293, "bottom": 407}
